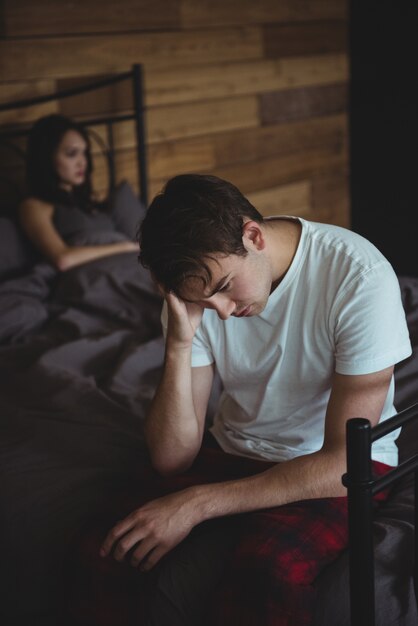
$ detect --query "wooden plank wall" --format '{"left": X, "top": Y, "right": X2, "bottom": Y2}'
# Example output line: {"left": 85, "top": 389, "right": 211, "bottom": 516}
{"left": 0, "top": 0, "right": 349, "bottom": 226}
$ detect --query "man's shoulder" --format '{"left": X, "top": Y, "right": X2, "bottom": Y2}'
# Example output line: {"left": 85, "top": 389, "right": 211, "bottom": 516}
{"left": 303, "top": 219, "right": 389, "bottom": 268}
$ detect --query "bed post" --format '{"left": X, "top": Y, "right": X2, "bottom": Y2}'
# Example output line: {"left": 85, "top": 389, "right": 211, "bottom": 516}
{"left": 132, "top": 63, "right": 148, "bottom": 208}
{"left": 342, "top": 417, "right": 375, "bottom": 626}
{"left": 415, "top": 468, "right": 418, "bottom": 605}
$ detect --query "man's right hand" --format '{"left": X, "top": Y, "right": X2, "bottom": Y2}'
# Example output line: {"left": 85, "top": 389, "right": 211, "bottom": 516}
{"left": 165, "top": 291, "right": 204, "bottom": 348}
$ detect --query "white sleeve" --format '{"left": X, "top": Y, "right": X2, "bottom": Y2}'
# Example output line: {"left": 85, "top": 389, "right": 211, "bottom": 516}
{"left": 334, "top": 262, "right": 412, "bottom": 375}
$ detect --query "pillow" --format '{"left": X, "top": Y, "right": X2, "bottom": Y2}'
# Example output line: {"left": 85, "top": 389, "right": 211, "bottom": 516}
{"left": 109, "top": 180, "right": 147, "bottom": 240}
{"left": 0, "top": 217, "right": 36, "bottom": 281}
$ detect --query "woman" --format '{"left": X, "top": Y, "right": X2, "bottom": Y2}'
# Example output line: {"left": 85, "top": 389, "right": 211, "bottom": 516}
{"left": 19, "top": 114, "right": 138, "bottom": 271}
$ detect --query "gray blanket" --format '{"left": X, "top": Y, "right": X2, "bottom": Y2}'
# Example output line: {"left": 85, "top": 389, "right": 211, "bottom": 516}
{"left": 0, "top": 253, "right": 163, "bottom": 623}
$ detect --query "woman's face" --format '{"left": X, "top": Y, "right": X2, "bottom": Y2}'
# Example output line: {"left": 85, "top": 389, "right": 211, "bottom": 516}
{"left": 53, "top": 129, "right": 88, "bottom": 190}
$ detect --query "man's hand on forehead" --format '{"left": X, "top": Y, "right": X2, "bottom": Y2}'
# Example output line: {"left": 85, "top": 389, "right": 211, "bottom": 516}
{"left": 164, "top": 290, "right": 205, "bottom": 342}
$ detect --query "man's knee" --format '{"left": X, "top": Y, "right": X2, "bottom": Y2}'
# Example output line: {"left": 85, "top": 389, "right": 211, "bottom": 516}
{"left": 145, "top": 518, "right": 236, "bottom": 626}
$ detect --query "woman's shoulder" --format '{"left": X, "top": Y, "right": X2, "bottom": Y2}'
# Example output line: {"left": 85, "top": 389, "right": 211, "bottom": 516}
{"left": 19, "top": 196, "right": 54, "bottom": 219}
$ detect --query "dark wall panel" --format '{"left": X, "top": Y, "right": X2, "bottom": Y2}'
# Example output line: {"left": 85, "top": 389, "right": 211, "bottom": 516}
{"left": 350, "top": 0, "right": 418, "bottom": 277}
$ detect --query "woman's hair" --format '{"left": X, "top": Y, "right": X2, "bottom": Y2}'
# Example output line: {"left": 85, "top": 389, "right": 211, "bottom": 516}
{"left": 25, "top": 114, "right": 100, "bottom": 212}
{"left": 138, "top": 174, "right": 263, "bottom": 294}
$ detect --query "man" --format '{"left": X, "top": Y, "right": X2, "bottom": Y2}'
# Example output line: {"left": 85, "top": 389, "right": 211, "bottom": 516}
{"left": 100, "top": 174, "right": 411, "bottom": 625}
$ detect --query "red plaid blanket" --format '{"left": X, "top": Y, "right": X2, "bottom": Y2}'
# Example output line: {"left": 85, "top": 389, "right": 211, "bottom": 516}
{"left": 67, "top": 446, "right": 391, "bottom": 626}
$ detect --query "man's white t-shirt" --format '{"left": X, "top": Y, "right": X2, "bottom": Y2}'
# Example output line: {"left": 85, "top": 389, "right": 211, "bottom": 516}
{"left": 184, "top": 218, "right": 412, "bottom": 466}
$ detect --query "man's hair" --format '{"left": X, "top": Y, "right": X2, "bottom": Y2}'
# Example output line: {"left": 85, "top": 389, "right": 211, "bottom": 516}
{"left": 138, "top": 174, "right": 263, "bottom": 294}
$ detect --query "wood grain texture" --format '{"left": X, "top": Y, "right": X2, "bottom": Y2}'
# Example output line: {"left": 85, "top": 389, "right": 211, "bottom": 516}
{"left": 260, "top": 82, "right": 347, "bottom": 125}
{"left": 58, "top": 76, "right": 133, "bottom": 119}
{"left": 88, "top": 95, "right": 260, "bottom": 148}
{"left": 2, "top": 1, "right": 348, "bottom": 45}
{"left": 247, "top": 181, "right": 311, "bottom": 217}
{"left": 76, "top": 113, "right": 347, "bottom": 160}
{"left": 263, "top": 21, "right": 348, "bottom": 58}
{"left": 93, "top": 137, "right": 215, "bottom": 187}
{"left": 54, "top": 54, "right": 347, "bottom": 112}
{"left": 150, "top": 143, "right": 347, "bottom": 201}
{"left": 2, "top": 0, "right": 181, "bottom": 36}
{"left": 90, "top": 114, "right": 347, "bottom": 197}
{"left": 207, "top": 147, "right": 347, "bottom": 195}
{"left": 97, "top": 114, "right": 347, "bottom": 183}
{"left": 210, "top": 114, "right": 348, "bottom": 168}
{"left": 181, "top": 0, "right": 347, "bottom": 27}
{"left": 148, "top": 96, "right": 259, "bottom": 143}
{"left": 311, "top": 166, "right": 350, "bottom": 227}
{"left": 145, "top": 54, "right": 348, "bottom": 106}
{"left": 0, "top": 27, "right": 262, "bottom": 81}
{"left": 0, "top": 80, "right": 58, "bottom": 125}
{"left": 148, "top": 138, "right": 215, "bottom": 179}
{"left": 91, "top": 149, "right": 137, "bottom": 197}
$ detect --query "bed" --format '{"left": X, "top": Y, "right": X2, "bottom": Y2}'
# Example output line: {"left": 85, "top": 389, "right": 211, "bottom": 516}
{"left": 0, "top": 68, "right": 417, "bottom": 626}
{"left": 0, "top": 64, "right": 162, "bottom": 626}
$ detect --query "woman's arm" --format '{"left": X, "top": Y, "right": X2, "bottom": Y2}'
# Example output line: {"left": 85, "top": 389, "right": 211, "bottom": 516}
{"left": 19, "top": 197, "right": 138, "bottom": 271}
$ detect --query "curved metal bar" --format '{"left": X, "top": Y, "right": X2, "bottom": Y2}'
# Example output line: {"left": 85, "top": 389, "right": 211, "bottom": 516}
{"left": 372, "top": 454, "right": 418, "bottom": 494}
{"left": 133, "top": 63, "right": 148, "bottom": 206}
{"left": 0, "top": 71, "right": 133, "bottom": 112}
{"left": 0, "top": 65, "right": 148, "bottom": 214}
{"left": 372, "top": 401, "right": 418, "bottom": 441}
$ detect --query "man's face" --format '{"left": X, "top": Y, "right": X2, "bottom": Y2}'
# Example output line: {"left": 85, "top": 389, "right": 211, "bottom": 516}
{"left": 178, "top": 248, "right": 273, "bottom": 320}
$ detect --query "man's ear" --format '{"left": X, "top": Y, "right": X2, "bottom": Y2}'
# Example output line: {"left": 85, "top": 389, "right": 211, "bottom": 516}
{"left": 242, "top": 220, "right": 266, "bottom": 251}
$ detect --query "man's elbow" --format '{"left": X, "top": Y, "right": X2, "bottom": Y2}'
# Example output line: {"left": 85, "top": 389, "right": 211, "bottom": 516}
{"left": 145, "top": 426, "right": 201, "bottom": 476}
{"left": 150, "top": 452, "right": 195, "bottom": 477}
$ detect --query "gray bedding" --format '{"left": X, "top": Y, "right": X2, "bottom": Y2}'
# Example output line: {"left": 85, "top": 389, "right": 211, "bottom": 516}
{"left": 0, "top": 252, "right": 416, "bottom": 625}
{"left": 0, "top": 252, "right": 163, "bottom": 624}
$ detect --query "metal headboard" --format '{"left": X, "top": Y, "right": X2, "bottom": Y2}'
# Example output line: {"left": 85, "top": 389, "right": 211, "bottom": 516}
{"left": 0, "top": 63, "right": 148, "bottom": 208}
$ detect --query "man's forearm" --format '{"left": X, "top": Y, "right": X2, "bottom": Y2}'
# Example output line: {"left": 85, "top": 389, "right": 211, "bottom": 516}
{"left": 145, "top": 345, "right": 202, "bottom": 475}
{"left": 185, "top": 447, "right": 348, "bottom": 525}
{"left": 101, "top": 444, "right": 349, "bottom": 569}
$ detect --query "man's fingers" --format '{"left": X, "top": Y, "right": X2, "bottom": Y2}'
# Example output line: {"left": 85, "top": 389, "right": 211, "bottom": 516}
{"left": 165, "top": 290, "right": 183, "bottom": 309}
{"left": 130, "top": 536, "right": 158, "bottom": 568}
{"left": 138, "top": 545, "right": 168, "bottom": 571}
{"left": 100, "top": 517, "right": 136, "bottom": 557}
{"left": 112, "top": 527, "right": 148, "bottom": 562}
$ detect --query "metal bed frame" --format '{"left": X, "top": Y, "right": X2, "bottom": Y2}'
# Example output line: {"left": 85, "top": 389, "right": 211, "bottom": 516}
{"left": 343, "top": 404, "right": 418, "bottom": 626}
{"left": 0, "top": 63, "right": 148, "bottom": 207}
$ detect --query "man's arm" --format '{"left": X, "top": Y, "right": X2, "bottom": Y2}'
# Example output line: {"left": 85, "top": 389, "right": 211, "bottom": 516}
{"left": 188, "top": 366, "right": 394, "bottom": 515}
{"left": 145, "top": 359, "right": 214, "bottom": 476}
{"left": 100, "top": 366, "right": 393, "bottom": 569}
{"left": 144, "top": 292, "right": 214, "bottom": 476}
